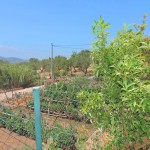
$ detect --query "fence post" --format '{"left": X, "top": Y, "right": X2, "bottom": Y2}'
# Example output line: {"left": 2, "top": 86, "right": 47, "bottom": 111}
{"left": 33, "top": 87, "right": 42, "bottom": 150}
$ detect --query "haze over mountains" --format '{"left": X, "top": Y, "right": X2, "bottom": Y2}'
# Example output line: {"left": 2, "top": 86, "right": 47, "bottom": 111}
{"left": 0, "top": 56, "right": 27, "bottom": 63}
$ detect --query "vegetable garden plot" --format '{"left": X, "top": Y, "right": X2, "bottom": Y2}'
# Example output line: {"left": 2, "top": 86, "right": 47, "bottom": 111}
{"left": 27, "top": 79, "right": 101, "bottom": 121}
{"left": 0, "top": 98, "right": 78, "bottom": 150}
{"left": 0, "top": 106, "right": 36, "bottom": 150}
{"left": 0, "top": 78, "right": 103, "bottom": 149}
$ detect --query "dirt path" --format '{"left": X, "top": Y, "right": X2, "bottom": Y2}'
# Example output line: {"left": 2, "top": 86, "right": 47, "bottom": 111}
{"left": 0, "top": 86, "right": 44, "bottom": 101}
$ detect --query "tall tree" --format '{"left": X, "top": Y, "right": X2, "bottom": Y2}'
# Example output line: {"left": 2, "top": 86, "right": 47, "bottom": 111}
{"left": 54, "top": 56, "right": 69, "bottom": 71}
{"left": 77, "top": 50, "right": 91, "bottom": 74}
{"left": 69, "top": 52, "right": 78, "bottom": 72}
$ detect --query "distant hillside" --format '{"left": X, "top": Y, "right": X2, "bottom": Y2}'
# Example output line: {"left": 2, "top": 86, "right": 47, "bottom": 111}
{"left": 0, "top": 56, "right": 27, "bottom": 63}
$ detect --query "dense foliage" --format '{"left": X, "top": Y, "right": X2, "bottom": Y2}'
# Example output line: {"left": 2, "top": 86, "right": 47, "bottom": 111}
{"left": 29, "top": 58, "right": 40, "bottom": 70}
{"left": 78, "top": 16, "right": 150, "bottom": 149}
{"left": 54, "top": 56, "right": 69, "bottom": 71}
{"left": 77, "top": 50, "right": 91, "bottom": 74}
{"left": 69, "top": 52, "right": 79, "bottom": 72}
{"left": 0, "top": 63, "right": 39, "bottom": 89}
{"left": 40, "top": 58, "right": 51, "bottom": 72}
{"left": 69, "top": 50, "right": 91, "bottom": 74}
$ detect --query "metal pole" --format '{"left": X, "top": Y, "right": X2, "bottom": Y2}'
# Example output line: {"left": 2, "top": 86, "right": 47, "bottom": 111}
{"left": 33, "top": 87, "right": 42, "bottom": 150}
{"left": 51, "top": 43, "right": 54, "bottom": 83}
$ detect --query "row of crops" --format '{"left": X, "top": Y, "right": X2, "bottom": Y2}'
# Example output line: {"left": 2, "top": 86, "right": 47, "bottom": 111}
{"left": 0, "top": 77, "right": 102, "bottom": 149}
{"left": 0, "top": 107, "right": 76, "bottom": 150}
{"left": 27, "top": 77, "right": 102, "bottom": 121}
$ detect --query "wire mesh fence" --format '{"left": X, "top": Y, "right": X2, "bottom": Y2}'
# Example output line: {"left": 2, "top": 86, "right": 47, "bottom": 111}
{"left": 0, "top": 91, "right": 35, "bottom": 150}
{"left": 0, "top": 77, "right": 102, "bottom": 150}
{"left": 0, "top": 127, "right": 35, "bottom": 150}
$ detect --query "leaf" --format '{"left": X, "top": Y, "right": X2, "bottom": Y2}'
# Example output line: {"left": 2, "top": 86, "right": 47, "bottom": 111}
{"left": 140, "top": 45, "right": 148, "bottom": 49}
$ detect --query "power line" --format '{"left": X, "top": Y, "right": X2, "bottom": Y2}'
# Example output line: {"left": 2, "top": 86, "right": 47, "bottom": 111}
{"left": 53, "top": 44, "right": 92, "bottom": 50}
{"left": 54, "top": 44, "right": 91, "bottom": 47}
{"left": 53, "top": 46, "right": 91, "bottom": 50}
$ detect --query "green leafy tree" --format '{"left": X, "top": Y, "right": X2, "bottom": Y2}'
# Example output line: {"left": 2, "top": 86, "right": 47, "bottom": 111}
{"left": 69, "top": 50, "right": 91, "bottom": 74}
{"left": 54, "top": 56, "right": 69, "bottom": 71}
{"left": 77, "top": 50, "right": 91, "bottom": 74}
{"left": 78, "top": 16, "right": 150, "bottom": 149}
{"left": 69, "top": 52, "right": 78, "bottom": 72}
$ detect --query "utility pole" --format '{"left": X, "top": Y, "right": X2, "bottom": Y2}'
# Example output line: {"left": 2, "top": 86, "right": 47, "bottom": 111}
{"left": 51, "top": 43, "right": 54, "bottom": 83}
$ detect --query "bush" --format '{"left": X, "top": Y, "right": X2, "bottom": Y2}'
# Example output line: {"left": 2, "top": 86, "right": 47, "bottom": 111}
{"left": 0, "top": 63, "right": 39, "bottom": 89}
{"left": 78, "top": 16, "right": 150, "bottom": 149}
{"left": 48, "top": 124, "right": 77, "bottom": 149}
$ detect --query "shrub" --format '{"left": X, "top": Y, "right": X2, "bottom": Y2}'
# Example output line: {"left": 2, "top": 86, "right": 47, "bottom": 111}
{"left": 78, "top": 16, "right": 150, "bottom": 149}
{"left": 48, "top": 124, "right": 77, "bottom": 149}
{"left": 0, "top": 63, "right": 39, "bottom": 89}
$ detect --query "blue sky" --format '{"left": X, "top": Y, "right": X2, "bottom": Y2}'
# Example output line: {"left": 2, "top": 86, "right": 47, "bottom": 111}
{"left": 0, "top": 0, "right": 150, "bottom": 59}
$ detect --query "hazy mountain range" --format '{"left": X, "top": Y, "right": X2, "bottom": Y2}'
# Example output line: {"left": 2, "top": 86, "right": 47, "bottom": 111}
{"left": 0, "top": 56, "right": 27, "bottom": 63}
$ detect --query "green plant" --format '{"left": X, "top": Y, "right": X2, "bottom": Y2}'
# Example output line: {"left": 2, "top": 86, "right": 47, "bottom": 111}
{"left": 59, "top": 69, "right": 68, "bottom": 76}
{"left": 28, "top": 58, "right": 40, "bottom": 70}
{"left": 0, "top": 108, "right": 35, "bottom": 138}
{"left": 77, "top": 50, "right": 91, "bottom": 74}
{"left": 42, "top": 137, "right": 61, "bottom": 150}
{"left": 69, "top": 50, "right": 91, "bottom": 74}
{"left": 39, "top": 77, "right": 101, "bottom": 120}
{"left": 0, "top": 63, "right": 39, "bottom": 89}
{"left": 78, "top": 16, "right": 150, "bottom": 149}
{"left": 0, "top": 107, "right": 77, "bottom": 149}
{"left": 54, "top": 56, "right": 69, "bottom": 72}
{"left": 48, "top": 124, "right": 77, "bottom": 149}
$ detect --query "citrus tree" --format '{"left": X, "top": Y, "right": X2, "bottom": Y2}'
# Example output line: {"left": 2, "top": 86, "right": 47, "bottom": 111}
{"left": 78, "top": 16, "right": 150, "bottom": 149}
